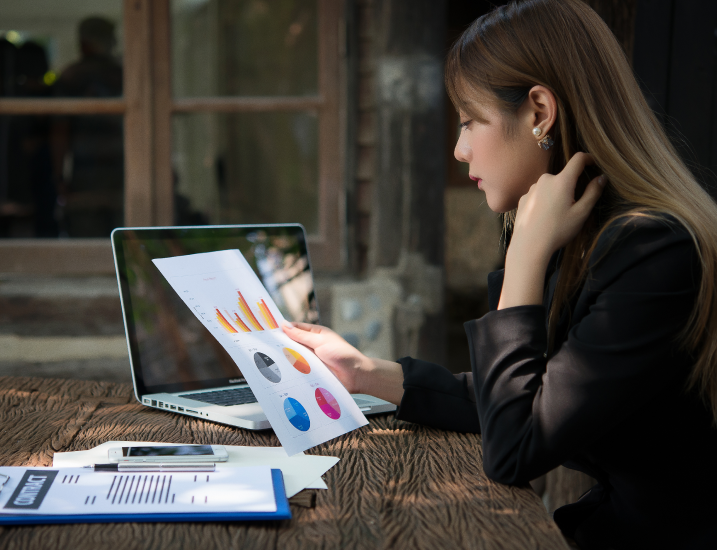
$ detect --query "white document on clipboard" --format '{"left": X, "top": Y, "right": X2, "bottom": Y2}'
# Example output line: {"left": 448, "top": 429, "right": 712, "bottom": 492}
{"left": 53, "top": 441, "right": 338, "bottom": 497}
{"left": 152, "top": 250, "right": 368, "bottom": 456}
{"left": 0, "top": 466, "right": 276, "bottom": 516}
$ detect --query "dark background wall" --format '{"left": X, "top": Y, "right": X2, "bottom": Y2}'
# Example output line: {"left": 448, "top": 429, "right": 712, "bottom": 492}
{"left": 633, "top": 0, "right": 717, "bottom": 195}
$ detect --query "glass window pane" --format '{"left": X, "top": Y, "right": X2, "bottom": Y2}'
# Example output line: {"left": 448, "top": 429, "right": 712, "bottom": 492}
{"left": 0, "top": 114, "right": 124, "bottom": 238}
{"left": 172, "top": 0, "right": 318, "bottom": 97}
{"left": 1, "top": 1, "right": 124, "bottom": 239}
{"left": 172, "top": 111, "right": 318, "bottom": 233}
{"left": 1, "top": 1, "right": 123, "bottom": 97}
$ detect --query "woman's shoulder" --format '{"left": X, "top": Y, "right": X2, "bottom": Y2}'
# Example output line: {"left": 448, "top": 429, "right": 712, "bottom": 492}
{"left": 592, "top": 212, "right": 694, "bottom": 259}
{"left": 599, "top": 211, "right": 691, "bottom": 238}
{"left": 587, "top": 212, "right": 700, "bottom": 288}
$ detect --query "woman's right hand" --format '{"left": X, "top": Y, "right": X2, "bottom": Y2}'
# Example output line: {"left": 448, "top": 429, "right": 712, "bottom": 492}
{"left": 282, "top": 321, "right": 368, "bottom": 393}
{"left": 283, "top": 321, "right": 406, "bottom": 404}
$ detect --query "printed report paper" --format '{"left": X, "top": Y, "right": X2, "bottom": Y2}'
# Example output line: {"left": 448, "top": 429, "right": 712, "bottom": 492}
{"left": 0, "top": 466, "right": 276, "bottom": 515}
{"left": 152, "top": 250, "right": 368, "bottom": 455}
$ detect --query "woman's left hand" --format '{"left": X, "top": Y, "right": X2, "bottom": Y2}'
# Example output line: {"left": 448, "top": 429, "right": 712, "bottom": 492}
{"left": 511, "top": 152, "right": 606, "bottom": 259}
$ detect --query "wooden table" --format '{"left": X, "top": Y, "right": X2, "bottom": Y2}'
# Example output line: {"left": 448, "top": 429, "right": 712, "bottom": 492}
{"left": 0, "top": 376, "right": 568, "bottom": 549}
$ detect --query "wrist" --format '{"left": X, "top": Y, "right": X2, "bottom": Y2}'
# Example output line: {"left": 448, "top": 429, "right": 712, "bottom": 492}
{"left": 505, "top": 239, "right": 553, "bottom": 273}
{"left": 352, "top": 353, "right": 374, "bottom": 395}
{"left": 499, "top": 242, "right": 551, "bottom": 310}
{"left": 355, "top": 356, "right": 405, "bottom": 405}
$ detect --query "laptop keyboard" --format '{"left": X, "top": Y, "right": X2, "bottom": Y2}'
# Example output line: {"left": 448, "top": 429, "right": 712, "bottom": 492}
{"left": 181, "top": 388, "right": 375, "bottom": 409}
{"left": 182, "top": 387, "right": 257, "bottom": 407}
{"left": 352, "top": 398, "right": 372, "bottom": 407}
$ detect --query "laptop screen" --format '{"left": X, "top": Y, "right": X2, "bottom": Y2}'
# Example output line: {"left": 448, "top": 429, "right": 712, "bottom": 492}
{"left": 112, "top": 225, "right": 319, "bottom": 396}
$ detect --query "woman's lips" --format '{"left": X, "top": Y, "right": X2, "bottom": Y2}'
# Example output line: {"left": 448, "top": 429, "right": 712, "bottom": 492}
{"left": 469, "top": 175, "right": 482, "bottom": 189}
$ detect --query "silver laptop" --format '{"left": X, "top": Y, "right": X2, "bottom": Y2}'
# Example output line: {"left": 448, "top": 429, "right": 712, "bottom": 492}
{"left": 111, "top": 224, "right": 396, "bottom": 430}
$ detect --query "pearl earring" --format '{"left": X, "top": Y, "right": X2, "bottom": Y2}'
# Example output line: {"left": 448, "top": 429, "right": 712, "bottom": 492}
{"left": 532, "top": 127, "right": 542, "bottom": 137}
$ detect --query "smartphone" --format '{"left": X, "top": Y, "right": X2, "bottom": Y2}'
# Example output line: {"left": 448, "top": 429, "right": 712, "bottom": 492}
{"left": 108, "top": 444, "right": 229, "bottom": 463}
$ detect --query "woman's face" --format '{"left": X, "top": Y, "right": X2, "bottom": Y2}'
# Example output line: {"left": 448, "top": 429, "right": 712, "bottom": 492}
{"left": 454, "top": 103, "right": 551, "bottom": 213}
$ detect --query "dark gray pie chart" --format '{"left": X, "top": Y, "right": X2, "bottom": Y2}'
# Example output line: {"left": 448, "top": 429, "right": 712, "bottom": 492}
{"left": 254, "top": 352, "right": 281, "bottom": 383}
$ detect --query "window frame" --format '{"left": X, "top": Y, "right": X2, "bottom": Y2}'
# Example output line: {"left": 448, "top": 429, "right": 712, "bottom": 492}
{"left": 0, "top": 0, "right": 345, "bottom": 273}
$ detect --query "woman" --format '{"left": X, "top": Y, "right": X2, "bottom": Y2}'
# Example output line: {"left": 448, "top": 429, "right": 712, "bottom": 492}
{"left": 284, "top": 1, "right": 717, "bottom": 548}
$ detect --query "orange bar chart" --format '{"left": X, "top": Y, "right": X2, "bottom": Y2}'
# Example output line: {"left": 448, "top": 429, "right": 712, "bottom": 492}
{"left": 232, "top": 313, "right": 252, "bottom": 332}
{"left": 215, "top": 309, "right": 238, "bottom": 333}
{"left": 258, "top": 299, "right": 279, "bottom": 329}
{"left": 237, "top": 291, "right": 264, "bottom": 331}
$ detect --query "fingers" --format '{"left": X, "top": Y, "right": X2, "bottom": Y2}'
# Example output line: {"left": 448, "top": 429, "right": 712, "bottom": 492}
{"left": 572, "top": 175, "right": 606, "bottom": 219}
{"left": 281, "top": 321, "right": 329, "bottom": 349}
{"left": 560, "top": 152, "right": 595, "bottom": 184}
{"left": 283, "top": 321, "right": 320, "bottom": 332}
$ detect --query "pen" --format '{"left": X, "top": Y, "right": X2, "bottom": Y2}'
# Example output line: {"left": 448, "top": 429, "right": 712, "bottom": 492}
{"left": 83, "top": 463, "right": 216, "bottom": 472}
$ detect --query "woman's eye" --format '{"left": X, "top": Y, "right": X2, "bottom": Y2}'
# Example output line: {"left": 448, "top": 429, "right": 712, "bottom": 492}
{"left": 459, "top": 120, "right": 471, "bottom": 131}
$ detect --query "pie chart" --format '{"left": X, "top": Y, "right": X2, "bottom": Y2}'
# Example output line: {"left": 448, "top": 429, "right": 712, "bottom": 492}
{"left": 283, "top": 347, "right": 311, "bottom": 374}
{"left": 253, "top": 352, "right": 281, "bottom": 383}
{"left": 284, "top": 397, "right": 311, "bottom": 431}
{"left": 315, "top": 387, "right": 341, "bottom": 420}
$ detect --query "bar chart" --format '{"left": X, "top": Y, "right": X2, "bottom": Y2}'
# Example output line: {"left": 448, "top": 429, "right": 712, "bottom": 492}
{"left": 237, "top": 291, "right": 265, "bottom": 331}
{"left": 215, "top": 309, "right": 238, "bottom": 333}
{"left": 232, "top": 312, "right": 251, "bottom": 332}
{"left": 213, "top": 291, "right": 281, "bottom": 335}
{"left": 258, "top": 299, "right": 279, "bottom": 329}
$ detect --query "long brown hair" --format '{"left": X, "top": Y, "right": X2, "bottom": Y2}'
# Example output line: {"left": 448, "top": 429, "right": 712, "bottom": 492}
{"left": 446, "top": 0, "right": 717, "bottom": 423}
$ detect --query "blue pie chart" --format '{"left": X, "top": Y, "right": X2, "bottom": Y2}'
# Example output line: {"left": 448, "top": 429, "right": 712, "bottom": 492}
{"left": 283, "top": 397, "right": 310, "bottom": 432}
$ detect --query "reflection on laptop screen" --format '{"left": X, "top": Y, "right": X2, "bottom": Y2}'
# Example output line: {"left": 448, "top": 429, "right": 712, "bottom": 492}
{"left": 113, "top": 225, "right": 318, "bottom": 396}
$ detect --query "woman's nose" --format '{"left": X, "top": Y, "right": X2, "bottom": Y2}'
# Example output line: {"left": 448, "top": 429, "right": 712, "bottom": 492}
{"left": 454, "top": 136, "right": 470, "bottom": 163}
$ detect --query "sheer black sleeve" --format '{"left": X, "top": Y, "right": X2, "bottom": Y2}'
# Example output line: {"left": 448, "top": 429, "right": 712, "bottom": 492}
{"left": 395, "top": 357, "right": 481, "bottom": 433}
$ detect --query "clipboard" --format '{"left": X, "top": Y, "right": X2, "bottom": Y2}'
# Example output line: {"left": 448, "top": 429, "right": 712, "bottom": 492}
{"left": 0, "top": 468, "right": 291, "bottom": 525}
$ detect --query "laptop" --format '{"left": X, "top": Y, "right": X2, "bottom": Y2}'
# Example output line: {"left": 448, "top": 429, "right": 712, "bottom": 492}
{"left": 111, "top": 224, "right": 397, "bottom": 430}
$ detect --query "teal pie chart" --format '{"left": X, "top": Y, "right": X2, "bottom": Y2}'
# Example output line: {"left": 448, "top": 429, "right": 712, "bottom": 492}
{"left": 283, "top": 397, "right": 311, "bottom": 431}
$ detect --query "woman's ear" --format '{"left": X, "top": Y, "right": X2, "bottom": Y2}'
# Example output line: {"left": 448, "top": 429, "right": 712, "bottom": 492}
{"left": 522, "top": 85, "right": 557, "bottom": 141}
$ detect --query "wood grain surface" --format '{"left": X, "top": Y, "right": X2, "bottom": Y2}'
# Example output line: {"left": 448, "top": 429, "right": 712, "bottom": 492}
{"left": 0, "top": 376, "right": 567, "bottom": 549}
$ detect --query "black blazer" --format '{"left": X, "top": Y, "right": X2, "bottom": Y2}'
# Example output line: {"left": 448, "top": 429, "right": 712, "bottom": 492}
{"left": 395, "top": 216, "right": 717, "bottom": 550}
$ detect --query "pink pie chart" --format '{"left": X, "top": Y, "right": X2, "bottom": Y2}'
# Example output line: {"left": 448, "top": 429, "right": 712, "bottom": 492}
{"left": 315, "top": 387, "right": 341, "bottom": 420}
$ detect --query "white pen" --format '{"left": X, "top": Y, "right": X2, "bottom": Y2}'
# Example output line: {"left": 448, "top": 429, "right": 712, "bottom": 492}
{"left": 83, "top": 463, "right": 216, "bottom": 472}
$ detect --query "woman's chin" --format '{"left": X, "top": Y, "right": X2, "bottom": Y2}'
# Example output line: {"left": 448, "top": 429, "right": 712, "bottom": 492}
{"left": 484, "top": 194, "right": 512, "bottom": 214}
